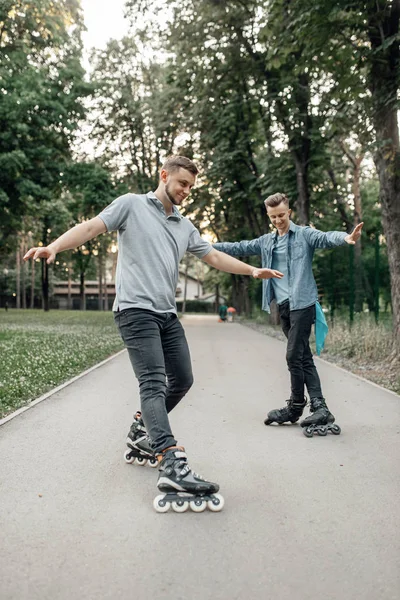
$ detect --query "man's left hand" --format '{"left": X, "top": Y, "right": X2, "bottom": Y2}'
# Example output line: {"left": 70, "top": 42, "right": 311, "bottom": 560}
{"left": 345, "top": 222, "right": 364, "bottom": 245}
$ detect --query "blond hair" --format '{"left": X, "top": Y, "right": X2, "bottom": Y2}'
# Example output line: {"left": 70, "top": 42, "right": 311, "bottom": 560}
{"left": 264, "top": 193, "right": 289, "bottom": 208}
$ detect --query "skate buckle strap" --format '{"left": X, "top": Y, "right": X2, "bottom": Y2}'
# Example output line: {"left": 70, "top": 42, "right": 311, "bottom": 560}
{"left": 180, "top": 464, "right": 191, "bottom": 476}
{"left": 174, "top": 451, "right": 187, "bottom": 459}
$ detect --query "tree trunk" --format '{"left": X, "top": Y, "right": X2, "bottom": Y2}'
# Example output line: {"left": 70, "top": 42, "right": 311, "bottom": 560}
{"left": 16, "top": 245, "right": 21, "bottom": 309}
{"left": 292, "top": 152, "right": 310, "bottom": 225}
{"left": 269, "top": 300, "right": 280, "bottom": 326}
{"left": 374, "top": 133, "right": 400, "bottom": 356}
{"left": 367, "top": 1, "right": 400, "bottom": 356}
{"left": 42, "top": 260, "right": 49, "bottom": 312}
{"left": 182, "top": 254, "right": 189, "bottom": 314}
{"left": 241, "top": 277, "right": 252, "bottom": 317}
{"left": 67, "top": 263, "right": 72, "bottom": 310}
{"left": 353, "top": 157, "right": 363, "bottom": 312}
{"left": 340, "top": 141, "right": 365, "bottom": 313}
{"left": 231, "top": 275, "right": 251, "bottom": 316}
{"left": 21, "top": 239, "right": 27, "bottom": 309}
{"left": 30, "top": 257, "right": 35, "bottom": 309}
{"left": 80, "top": 271, "right": 86, "bottom": 311}
{"left": 104, "top": 263, "right": 108, "bottom": 311}
{"left": 98, "top": 254, "right": 103, "bottom": 311}
{"left": 215, "top": 283, "right": 220, "bottom": 314}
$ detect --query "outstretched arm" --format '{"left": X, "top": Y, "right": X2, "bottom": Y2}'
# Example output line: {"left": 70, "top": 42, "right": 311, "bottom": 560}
{"left": 303, "top": 222, "right": 364, "bottom": 249}
{"left": 213, "top": 237, "right": 262, "bottom": 257}
{"left": 23, "top": 216, "right": 107, "bottom": 264}
{"left": 203, "top": 249, "right": 283, "bottom": 280}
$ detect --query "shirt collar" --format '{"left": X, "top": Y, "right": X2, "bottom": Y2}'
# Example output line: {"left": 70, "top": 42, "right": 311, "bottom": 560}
{"left": 146, "top": 191, "right": 182, "bottom": 221}
{"left": 272, "top": 220, "right": 295, "bottom": 240}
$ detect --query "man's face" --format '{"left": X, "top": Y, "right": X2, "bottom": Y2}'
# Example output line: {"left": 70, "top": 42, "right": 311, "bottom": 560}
{"left": 266, "top": 202, "right": 291, "bottom": 233}
{"left": 162, "top": 167, "right": 196, "bottom": 206}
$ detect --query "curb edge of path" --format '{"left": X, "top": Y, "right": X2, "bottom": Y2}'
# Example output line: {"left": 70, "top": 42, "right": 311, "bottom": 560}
{"left": 0, "top": 349, "right": 127, "bottom": 427}
{"left": 315, "top": 355, "right": 400, "bottom": 397}
{"left": 239, "top": 321, "right": 400, "bottom": 398}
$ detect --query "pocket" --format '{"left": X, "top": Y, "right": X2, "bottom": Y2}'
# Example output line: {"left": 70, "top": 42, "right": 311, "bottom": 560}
{"left": 290, "top": 242, "right": 305, "bottom": 260}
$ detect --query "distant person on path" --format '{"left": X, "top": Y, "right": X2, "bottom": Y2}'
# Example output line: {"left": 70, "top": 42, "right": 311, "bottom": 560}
{"left": 227, "top": 306, "right": 236, "bottom": 322}
{"left": 214, "top": 192, "right": 363, "bottom": 436}
{"left": 24, "top": 156, "right": 283, "bottom": 510}
{"left": 218, "top": 303, "right": 228, "bottom": 322}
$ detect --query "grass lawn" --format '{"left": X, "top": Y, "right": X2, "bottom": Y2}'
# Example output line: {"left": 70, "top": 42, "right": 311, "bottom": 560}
{"left": 0, "top": 309, "right": 124, "bottom": 418}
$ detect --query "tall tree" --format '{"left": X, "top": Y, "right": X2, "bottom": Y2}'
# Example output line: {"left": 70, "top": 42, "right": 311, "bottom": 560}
{"left": 87, "top": 37, "right": 183, "bottom": 190}
{"left": 0, "top": 0, "right": 88, "bottom": 258}
{"left": 276, "top": 0, "right": 400, "bottom": 353}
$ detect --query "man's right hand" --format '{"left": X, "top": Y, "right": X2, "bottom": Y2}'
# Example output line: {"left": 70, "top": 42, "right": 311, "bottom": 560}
{"left": 23, "top": 246, "right": 57, "bottom": 264}
{"left": 252, "top": 268, "right": 284, "bottom": 279}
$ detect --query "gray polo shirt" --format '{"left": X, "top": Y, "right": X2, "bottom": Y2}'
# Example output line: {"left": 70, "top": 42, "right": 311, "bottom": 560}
{"left": 98, "top": 191, "right": 212, "bottom": 314}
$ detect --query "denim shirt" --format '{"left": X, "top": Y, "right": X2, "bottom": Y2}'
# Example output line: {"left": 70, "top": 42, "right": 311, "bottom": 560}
{"left": 213, "top": 221, "right": 347, "bottom": 313}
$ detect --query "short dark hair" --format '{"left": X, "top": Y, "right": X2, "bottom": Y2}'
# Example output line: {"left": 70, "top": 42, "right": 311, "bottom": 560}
{"left": 264, "top": 193, "right": 289, "bottom": 209}
{"left": 161, "top": 155, "right": 199, "bottom": 176}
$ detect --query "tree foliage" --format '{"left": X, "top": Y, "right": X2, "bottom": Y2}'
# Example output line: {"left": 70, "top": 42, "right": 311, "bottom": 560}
{"left": 0, "top": 0, "right": 89, "bottom": 253}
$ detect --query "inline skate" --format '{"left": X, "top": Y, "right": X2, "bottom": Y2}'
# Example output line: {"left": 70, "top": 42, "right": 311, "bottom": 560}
{"left": 124, "top": 411, "right": 158, "bottom": 467}
{"left": 264, "top": 397, "right": 307, "bottom": 426}
{"left": 153, "top": 447, "right": 224, "bottom": 513}
{"left": 301, "top": 397, "right": 341, "bottom": 437}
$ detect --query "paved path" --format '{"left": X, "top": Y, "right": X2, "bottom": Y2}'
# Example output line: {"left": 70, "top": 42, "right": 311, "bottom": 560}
{"left": 1, "top": 316, "right": 399, "bottom": 600}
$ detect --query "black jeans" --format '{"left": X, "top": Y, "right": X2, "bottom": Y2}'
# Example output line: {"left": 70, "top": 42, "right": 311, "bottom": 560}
{"left": 278, "top": 301, "right": 323, "bottom": 401}
{"left": 114, "top": 308, "right": 194, "bottom": 453}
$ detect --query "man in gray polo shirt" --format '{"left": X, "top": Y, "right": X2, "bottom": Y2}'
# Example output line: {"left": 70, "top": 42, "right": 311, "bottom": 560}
{"left": 24, "top": 155, "right": 283, "bottom": 511}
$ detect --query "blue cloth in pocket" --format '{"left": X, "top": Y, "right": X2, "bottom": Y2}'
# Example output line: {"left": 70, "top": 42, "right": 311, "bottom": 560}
{"left": 315, "top": 301, "right": 328, "bottom": 356}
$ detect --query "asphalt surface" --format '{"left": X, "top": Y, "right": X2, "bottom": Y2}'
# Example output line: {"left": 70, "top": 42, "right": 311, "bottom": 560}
{"left": 1, "top": 315, "right": 399, "bottom": 600}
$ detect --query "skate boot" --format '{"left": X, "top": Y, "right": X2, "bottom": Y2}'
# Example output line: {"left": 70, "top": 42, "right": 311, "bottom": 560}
{"left": 124, "top": 411, "right": 158, "bottom": 467}
{"left": 264, "top": 397, "right": 307, "bottom": 426}
{"left": 300, "top": 397, "right": 341, "bottom": 437}
{"left": 153, "top": 447, "right": 224, "bottom": 513}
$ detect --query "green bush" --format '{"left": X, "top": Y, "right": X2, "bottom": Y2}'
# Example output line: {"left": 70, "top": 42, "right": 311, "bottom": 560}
{"left": 176, "top": 300, "right": 216, "bottom": 313}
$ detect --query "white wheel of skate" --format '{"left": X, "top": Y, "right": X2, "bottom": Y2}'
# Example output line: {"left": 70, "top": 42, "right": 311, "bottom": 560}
{"left": 136, "top": 457, "right": 148, "bottom": 466}
{"left": 153, "top": 495, "right": 170, "bottom": 513}
{"left": 171, "top": 500, "right": 189, "bottom": 513}
{"left": 207, "top": 493, "right": 225, "bottom": 512}
{"left": 149, "top": 458, "right": 158, "bottom": 468}
{"left": 123, "top": 449, "right": 135, "bottom": 464}
{"left": 189, "top": 498, "right": 207, "bottom": 512}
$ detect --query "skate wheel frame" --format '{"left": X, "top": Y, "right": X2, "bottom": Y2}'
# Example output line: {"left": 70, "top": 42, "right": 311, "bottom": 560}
{"left": 303, "top": 423, "right": 341, "bottom": 438}
{"left": 153, "top": 492, "right": 224, "bottom": 513}
{"left": 124, "top": 449, "right": 158, "bottom": 467}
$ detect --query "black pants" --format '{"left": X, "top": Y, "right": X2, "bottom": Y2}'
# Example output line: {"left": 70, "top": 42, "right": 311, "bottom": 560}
{"left": 278, "top": 301, "right": 323, "bottom": 401}
{"left": 114, "top": 308, "right": 194, "bottom": 453}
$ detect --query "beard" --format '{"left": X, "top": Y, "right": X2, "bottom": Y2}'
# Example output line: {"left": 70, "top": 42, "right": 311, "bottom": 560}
{"left": 165, "top": 183, "right": 181, "bottom": 206}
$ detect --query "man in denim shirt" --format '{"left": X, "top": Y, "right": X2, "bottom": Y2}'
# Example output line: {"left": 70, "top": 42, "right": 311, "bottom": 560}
{"left": 214, "top": 192, "right": 363, "bottom": 433}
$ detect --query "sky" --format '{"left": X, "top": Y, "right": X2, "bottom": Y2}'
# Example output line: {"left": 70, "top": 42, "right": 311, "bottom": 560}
{"left": 80, "top": 0, "right": 129, "bottom": 53}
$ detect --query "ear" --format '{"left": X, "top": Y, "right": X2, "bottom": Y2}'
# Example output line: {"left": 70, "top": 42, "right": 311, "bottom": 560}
{"left": 160, "top": 169, "right": 169, "bottom": 184}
